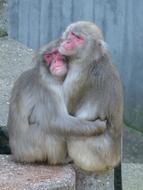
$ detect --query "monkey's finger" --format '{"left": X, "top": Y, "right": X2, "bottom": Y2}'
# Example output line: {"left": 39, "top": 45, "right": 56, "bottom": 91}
{"left": 94, "top": 119, "right": 107, "bottom": 132}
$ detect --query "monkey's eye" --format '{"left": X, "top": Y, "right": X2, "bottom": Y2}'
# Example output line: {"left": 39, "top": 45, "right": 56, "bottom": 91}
{"left": 44, "top": 53, "right": 52, "bottom": 65}
{"left": 70, "top": 32, "right": 84, "bottom": 41}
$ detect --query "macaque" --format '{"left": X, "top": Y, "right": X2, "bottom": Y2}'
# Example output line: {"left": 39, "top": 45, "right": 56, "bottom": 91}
{"left": 7, "top": 40, "right": 106, "bottom": 164}
{"left": 59, "top": 21, "right": 123, "bottom": 172}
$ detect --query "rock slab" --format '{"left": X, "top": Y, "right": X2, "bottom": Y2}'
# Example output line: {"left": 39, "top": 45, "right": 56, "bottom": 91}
{"left": 0, "top": 37, "right": 33, "bottom": 125}
{"left": 0, "top": 155, "right": 75, "bottom": 190}
{"left": 75, "top": 166, "right": 114, "bottom": 190}
{"left": 122, "top": 163, "right": 143, "bottom": 190}
{"left": 0, "top": 155, "right": 115, "bottom": 190}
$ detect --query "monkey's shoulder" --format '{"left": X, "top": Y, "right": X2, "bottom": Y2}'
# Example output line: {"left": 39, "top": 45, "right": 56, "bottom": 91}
{"left": 91, "top": 62, "right": 121, "bottom": 84}
{"left": 14, "top": 68, "right": 37, "bottom": 88}
{"left": 10, "top": 68, "right": 39, "bottom": 100}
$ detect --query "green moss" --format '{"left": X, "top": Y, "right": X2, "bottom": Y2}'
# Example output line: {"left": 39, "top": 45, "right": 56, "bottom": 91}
{"left": 0, "top": 0, "right": 6, "bottom": 10}
{"left": 0, "top": 28, "right": 7, "bottom": 37}
{"left": 124, "top": 123, "right": 143, "bottom": 136}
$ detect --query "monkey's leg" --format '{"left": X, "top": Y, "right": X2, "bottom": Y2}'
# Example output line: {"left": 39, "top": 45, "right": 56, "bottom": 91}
{"left": 68, "top": 135, "right": 120, "bottom": 172}
{"left": 67, "top": 137, "right": 107, "bottom": 172}
{"left": 44, "top": 135, "right": 67, "bottom": 165}
{"left": 10, "top": 124, "right": 66, "bottom": 164}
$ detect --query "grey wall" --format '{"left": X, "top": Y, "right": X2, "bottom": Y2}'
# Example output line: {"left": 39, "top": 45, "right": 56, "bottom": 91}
{"left": 8, "top": 0, "right": 143, "bottom": 132}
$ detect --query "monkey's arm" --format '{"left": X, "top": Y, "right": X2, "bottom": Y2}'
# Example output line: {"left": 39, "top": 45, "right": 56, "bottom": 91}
{"left": 46, "top": 114, "right": 107, "bottom": 137}
{"left": 28, "top": 103, "right": 106, "bottom": 137}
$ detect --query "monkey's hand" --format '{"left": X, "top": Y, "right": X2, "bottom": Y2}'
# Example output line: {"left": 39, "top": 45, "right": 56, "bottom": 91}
{"left": 92, "top": 119, "right": 107, "bottom": 136}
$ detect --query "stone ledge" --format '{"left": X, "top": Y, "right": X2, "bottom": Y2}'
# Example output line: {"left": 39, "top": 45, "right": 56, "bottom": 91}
{"left": 0, "top": 155, "right": 115, "bottom": 190}
{"left": 75, "top": 166, "right": 114, "bottom": 190}
{"left": 122, "top": 163, "right": 143, "bottom": 190}
{"left": 0, "top": 155, "right": 75, "bottom": 190}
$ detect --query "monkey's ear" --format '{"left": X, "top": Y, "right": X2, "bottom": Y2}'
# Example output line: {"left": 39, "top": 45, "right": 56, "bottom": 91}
{"left": 94, "top": 40, "right": 108, "bottom": 62}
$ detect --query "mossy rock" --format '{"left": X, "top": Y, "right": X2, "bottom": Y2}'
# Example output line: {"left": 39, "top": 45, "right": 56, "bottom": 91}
{"left": 0, "top": 0, "right": 6, "bottom": 9}
{"left": 0, "top": 28, "right": 7, "bottom": 37}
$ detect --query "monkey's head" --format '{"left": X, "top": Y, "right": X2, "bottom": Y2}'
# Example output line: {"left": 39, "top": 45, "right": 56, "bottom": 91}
{"left": 44, "top": 49, "right": 68, "bottom": 78}
{"left": 59, "top": 21, "right": 107, "bottom": 61}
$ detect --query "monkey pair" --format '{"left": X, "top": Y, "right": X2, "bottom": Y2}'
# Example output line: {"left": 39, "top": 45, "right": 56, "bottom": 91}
{"left": 8, "top": 21, "right": 123, "bottom": 172}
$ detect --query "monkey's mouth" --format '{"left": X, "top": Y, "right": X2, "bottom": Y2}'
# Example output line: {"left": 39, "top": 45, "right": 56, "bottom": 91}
{"left": 51, "top": 66, "right": 66, "bottom": 76}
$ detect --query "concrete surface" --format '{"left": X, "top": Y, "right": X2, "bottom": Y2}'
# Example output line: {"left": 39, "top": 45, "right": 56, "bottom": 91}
{"left": 122, "top": 163, "right": 143, "bottom": 190}
{"left": 0, "top": 155, "right": 114, "bottom": 190}
{"left": 122, "top": 126, "right": 143, "bottom": 189}
{"left": 75, "top": 167, "right": 114, "bottom": 190}
{"left": 123, "top": 126, "right": 143, "bottom": 163}
{"left": 0, "top": 155, "right": 76, "bottom": 190}
{"left": 1, "top": 156, "right": 143, "bottom": 190}
{"left": 0, "top": 155, "right": 115, "bottom": 190}
{"left": 0, "top": 37, "right": 33, "bottom": 125}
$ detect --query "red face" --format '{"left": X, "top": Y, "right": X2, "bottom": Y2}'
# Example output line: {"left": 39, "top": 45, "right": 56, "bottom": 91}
{"left": 59, "top": 32, "right": 85, "bottom": 55}
{"left": 44, "top": 49, "right": 67, "bottom": 77}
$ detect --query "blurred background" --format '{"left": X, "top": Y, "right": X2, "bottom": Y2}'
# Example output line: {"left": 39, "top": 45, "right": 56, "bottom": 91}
{"left": 0, "top": 1, "right": 143, "bottom": 189}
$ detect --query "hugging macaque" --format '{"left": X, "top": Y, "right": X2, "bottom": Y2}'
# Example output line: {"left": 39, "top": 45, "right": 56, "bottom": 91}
{"left": 59, "top": 21, "right": 123, "bottom": 172}
{"left": 7, "top": 40, "right": 106, "bottom": 164}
